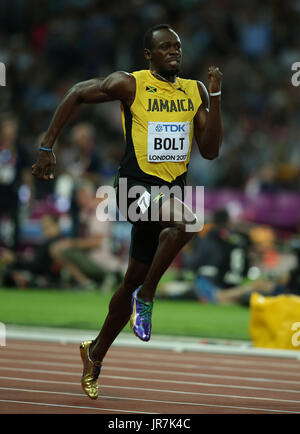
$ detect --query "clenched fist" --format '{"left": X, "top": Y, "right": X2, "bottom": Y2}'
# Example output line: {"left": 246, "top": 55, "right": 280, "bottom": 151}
{"left": 208, "top": 66, "right": 223, "bottom": 94}
{"left": 31, "top": 149, "right": 56, "bottom": 181}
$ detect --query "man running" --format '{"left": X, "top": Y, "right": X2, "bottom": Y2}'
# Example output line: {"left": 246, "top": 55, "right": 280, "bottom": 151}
{"left": 32, "top": 24, "right": 223, "bottom": 399}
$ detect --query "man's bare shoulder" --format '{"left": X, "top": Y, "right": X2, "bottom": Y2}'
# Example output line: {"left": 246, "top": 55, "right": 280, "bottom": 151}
{"left": 103, "top": 71, "right": 135, "bottom": 87}
{"left": 102, "top": 71, "right": 136, "bottom": 104}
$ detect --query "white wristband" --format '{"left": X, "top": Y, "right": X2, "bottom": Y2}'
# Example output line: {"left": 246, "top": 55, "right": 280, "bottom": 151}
{"left": 209, "top": 91, "right": 221, "bottom": 97}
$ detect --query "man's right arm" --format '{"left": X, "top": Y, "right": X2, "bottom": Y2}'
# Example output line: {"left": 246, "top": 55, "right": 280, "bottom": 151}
{"left": 41, "top": 71, "right": 135, "bottom": 149}
{"left": 32, "top": 71, "right": 135, "bottom": 180}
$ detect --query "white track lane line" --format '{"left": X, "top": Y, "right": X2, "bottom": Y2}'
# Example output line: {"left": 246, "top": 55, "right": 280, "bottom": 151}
{"left": 0, "top": 359, "right": 300, "bottom": 385}
{"left": 1, "top": 374, "right": 300, "bottom": 395}
{"left": 0, "top": 388, "right": 300, "bottom": 414}
{"left": 4, "top": 342, "right": 300, "bottom": 370}
{"left": 1, "top": 383, "right": 300, "bottom": 407}
{"left": 3, "top": 349, "right": 300, "bottom": 374}
{"left": 0, "top": 399, "right": 152, "bottom": 414}
{"left": 0, "top": 357, "right": 300, "bottom": 377}
{"left": 1, "top": 365, "right": 300, "bottom": 387}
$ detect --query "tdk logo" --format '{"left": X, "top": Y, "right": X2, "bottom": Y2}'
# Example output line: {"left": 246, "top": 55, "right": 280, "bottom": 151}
{"left": 155, "top": 124, "right": 185, "bottom": 133}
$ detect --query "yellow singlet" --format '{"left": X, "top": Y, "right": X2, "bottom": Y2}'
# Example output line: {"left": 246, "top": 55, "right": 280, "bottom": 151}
{"left": 119, "top": 69, "right": 202, "bottom": 185}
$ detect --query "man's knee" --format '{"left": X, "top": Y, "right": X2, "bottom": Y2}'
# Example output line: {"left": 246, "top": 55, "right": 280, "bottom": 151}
{"left": 159, "top": 224, "right": 195, "bottom": 245}
{"left": 160, "top": 197, "right": 198, "bottom": 234}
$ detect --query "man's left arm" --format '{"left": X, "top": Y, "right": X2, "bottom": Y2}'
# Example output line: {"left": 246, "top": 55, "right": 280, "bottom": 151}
{"left": 193, "top": 66, "right": 223, "bottom": 160}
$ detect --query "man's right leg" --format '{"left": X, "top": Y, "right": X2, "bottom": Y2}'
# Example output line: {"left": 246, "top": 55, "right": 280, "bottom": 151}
{"left": 80, "top": 256, "right": 149, "bottom": 399}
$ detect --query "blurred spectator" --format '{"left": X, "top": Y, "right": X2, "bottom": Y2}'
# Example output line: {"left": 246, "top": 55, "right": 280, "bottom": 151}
{"left": 0, "top": 113, "right": 33, "bottom": 250}
{"left": 56, "top": 122, "right": 102, "bottom": 235}
{"left": 238, "top": 10, "right": 273, "bottom": 58}
{"left": 160, "top": 216, "right": 300, "bottom": 304}
{"left": 58, "top": 122, "right": 102, "bottom": 187}
{"left": 217, "top": 220, "right": 300, "bottom": 303}
{"left": 1, "top": 214, "right": 64, "bottom": 288}
{"left": 245, "top": 163, "right": 279, "bottom": 197}
{"left": 182, "top": 209, "right": 250, "bottom": 301}
{"left": 50, "top": 181, "right": 124, "bottom": 290}
{"left": 247, "top": 224, "right": 297, "bottom": 279}
{"left": 284, "top": 226, "right": 300, "bottom": 296}
{"left": 259, "top": 219, "right": 300, "bottom": 297}
{"left": 159, "top": 274, "right": 275, "bottom": 305}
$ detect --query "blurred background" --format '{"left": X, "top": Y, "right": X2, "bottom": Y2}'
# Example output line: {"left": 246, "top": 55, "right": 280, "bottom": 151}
{"left": 0, "top": 0, "right": 300, "bottom": 303}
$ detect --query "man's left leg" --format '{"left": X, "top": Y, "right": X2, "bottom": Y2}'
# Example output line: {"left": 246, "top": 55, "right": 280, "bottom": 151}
{"left": 130, "top": 197, "right": 199, "bottom": 341}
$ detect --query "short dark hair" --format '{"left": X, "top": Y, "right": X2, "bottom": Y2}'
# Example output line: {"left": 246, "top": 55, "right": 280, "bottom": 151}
{"left": 143, "top": 24, "right": 173, "bottom": 50}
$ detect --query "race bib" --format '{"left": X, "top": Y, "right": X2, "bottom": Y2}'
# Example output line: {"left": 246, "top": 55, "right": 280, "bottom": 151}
{"left": 147, "top": 122, "right": 190, "bottom": 162}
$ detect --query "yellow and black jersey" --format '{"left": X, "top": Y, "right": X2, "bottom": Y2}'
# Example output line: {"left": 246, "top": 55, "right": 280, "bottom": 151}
{"left": 117, "top": 69, "right": 202, "bottom": 186}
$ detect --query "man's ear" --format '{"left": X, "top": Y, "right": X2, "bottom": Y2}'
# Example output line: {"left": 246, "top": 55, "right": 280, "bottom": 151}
{"left": 144, "top": 48, "right": 151, "bottom": 61}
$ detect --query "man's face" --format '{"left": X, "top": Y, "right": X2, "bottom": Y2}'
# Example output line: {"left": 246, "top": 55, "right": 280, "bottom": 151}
{"left": 145, "top": 29, "right": 182, "bottom": 77}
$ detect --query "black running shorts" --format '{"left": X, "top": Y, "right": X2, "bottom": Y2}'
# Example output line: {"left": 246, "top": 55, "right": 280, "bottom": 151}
{"left": 116, "top": 177, "right": 184, "bottom": 265}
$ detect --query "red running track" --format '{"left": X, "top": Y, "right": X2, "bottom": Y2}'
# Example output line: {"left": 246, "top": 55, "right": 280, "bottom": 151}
{"left": 0, "top": 339, "right": 300, "bottom": 414}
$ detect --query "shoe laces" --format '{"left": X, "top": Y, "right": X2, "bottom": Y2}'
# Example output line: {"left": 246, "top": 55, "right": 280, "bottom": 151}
{"left": 138, "top": 298, "right": 153, "bottom": 323}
